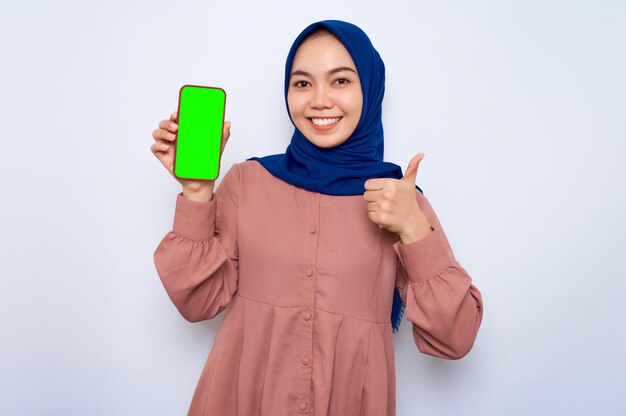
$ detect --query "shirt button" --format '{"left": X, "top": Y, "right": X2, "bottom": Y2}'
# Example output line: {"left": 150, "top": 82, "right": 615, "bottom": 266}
{"left": 305, "top": 268, "right": 313, "bottom": 277}
{"left": 309, "top": 226, "right": 316, "bottom": 234}
{"left": 298, "top": 401, "right": 308, "bottom": 411}
{"left": 302, "top": 356, "right": 310, "bottom": 365}
{"left": 303, "top": 310, "right": 311, "bottom": 321}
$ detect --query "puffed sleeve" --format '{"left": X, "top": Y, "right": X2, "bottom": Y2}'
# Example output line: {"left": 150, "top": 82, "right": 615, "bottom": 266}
{"left": 153, "top": 163, "right": 240, "bottom": 323}
{"left": 394, "top": 190, "right": 484, "bottom": 360}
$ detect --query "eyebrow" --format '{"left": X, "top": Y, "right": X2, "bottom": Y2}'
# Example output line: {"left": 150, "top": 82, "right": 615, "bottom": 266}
{"left": 290, "top": 66, "right": 357, "bottom": 78}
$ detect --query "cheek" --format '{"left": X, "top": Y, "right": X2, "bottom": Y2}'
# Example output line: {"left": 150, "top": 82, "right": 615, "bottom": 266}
{"left": 287, "top": 94, "right": 306, "bottom": 117}
{"left": 344, "top": 100, "right": 362, "bottom": 128}
{"left": 338, "top": 93, "right": 362, "bottom": 119}
{"left": 352, "top": 94, "right": 364, "bottom": 119}
{"left": 286, "top": 95, "right": 297, "bottom": 117}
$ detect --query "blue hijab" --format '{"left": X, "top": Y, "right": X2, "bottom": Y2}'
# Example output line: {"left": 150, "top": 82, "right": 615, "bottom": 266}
{"left": 247, "top": 20, "right": 423, "bottom": 334}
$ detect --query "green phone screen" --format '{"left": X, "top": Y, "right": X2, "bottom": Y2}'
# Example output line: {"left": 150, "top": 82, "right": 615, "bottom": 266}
{"left": 174, "top": 85, "right": 226, "bottom": 181}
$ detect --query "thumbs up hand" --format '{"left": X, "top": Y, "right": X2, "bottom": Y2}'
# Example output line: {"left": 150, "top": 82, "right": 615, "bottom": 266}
{"left": 363, "top": 153, "right": 433, "bottom": 244}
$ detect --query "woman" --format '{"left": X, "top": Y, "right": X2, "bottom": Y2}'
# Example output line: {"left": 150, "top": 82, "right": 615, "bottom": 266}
{"left": 151, "top": 19, "right": 483, "bottom": 416}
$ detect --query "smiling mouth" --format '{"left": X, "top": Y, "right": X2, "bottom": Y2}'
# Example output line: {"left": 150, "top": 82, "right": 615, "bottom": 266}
{"left": 307, "top": 117, "right": 343, "bottom": 131}
{"left": 309, "top": 117, "right": 342, "bottom": 126}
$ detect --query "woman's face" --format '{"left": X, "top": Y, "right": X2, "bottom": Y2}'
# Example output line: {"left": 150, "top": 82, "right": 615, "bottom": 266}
{"left": 287, "top": 31, "right": 363, "bottom": 148}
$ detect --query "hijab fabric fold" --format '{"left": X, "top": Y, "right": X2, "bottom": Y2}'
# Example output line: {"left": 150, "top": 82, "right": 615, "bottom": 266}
{"left": 247, "top": 19, "right": 423, "bottom": 334}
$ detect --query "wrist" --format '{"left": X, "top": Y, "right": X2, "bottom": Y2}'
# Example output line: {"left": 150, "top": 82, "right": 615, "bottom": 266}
{"left": 182, "top": 185, "right": 214, "bottom": 203}
{"left": 399, "top": 214, "right": 433, "bottom": 244}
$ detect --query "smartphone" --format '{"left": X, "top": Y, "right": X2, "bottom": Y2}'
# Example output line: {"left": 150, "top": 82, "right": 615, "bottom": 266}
{"left": 173, "top": 85, "right": 226, "bottom": 181}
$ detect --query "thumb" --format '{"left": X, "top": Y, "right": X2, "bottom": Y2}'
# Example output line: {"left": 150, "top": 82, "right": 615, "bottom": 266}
{"left": 402, "top": 153, "right": 425, "bottom": 184}
{"left": 220, "top": 121, "right": 231, "bottom": 155}
{"left": 223, "top": 120, "right": 231, "bottom": 140}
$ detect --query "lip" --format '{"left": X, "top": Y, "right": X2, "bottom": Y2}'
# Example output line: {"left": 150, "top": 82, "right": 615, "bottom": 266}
{"left": 307, "top": 116, "right": 342, "bottom": 132}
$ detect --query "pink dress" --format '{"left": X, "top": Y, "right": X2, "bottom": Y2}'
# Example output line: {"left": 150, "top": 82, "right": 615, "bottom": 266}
{"left": 153, "top": 160, "right": 484, "bottom": 415}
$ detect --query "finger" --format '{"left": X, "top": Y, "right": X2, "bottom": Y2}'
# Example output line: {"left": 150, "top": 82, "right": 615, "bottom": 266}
{"left": 152, "top": 128, "right": 175, "bottom": 142}
{"left": 153, "top": 128, "right": 176, "bottom": 143}
{"left": 151, "top": 141, "right": 170, "bottom": 154}
{"left": 402, "top": 153, "right": 425, "bottom": 184}
{"left": 170, "top": 111, "right": 178, "bottom": 122}
{"left": 364, "top": 178, "right": 387, "bottom": 191}
{"left": 159, "top": 119, "right": 178, "bottom": 133}
{"left": 366, "top": 201, "right": 379, "bottom": 212}
{"left": 363, "top": 189, "right": 383, "bottom": 202}
{"left": 367, "top": 210, "right": 383, "bottom": 226}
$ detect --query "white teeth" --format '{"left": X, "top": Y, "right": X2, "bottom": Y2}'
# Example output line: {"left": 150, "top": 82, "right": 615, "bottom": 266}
{"left": 311, "top": 117, "right": 340, "bottom": 126}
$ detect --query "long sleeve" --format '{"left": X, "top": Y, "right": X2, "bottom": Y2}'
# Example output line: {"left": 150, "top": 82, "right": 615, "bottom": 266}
{"left": 393, "top": 190, "right": 484, "bottom": 360}
{"left": 153, "top": 163, "right": 240, "bottom": 323}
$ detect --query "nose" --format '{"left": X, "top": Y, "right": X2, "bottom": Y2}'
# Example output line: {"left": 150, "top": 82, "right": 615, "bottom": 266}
{"left": 310, "top": 85, "right": 332, "bottom": 110}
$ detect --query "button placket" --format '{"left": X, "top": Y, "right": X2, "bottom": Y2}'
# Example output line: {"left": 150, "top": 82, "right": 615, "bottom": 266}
{"left": 296, "top": 192, "right": 320, "bottom": 414}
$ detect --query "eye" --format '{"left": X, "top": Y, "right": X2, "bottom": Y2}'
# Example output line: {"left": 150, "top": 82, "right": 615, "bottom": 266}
{"left": 333, "top": 78, "right": 350, "bottom": 85}
{"left": 293, "top": 80, "right": 310, "bottom": 88}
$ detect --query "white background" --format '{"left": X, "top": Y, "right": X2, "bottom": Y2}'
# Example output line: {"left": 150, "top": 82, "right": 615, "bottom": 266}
{"left": 1, "top": 0, "right": 625, "bottom": 414}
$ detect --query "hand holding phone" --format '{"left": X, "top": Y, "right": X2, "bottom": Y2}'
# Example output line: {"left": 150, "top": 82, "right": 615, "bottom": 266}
{"left": 151, "top": 87, "right": 231, "bottom": 192}
{"left": 173, "top": 85, "right": 227, "bottom": 181}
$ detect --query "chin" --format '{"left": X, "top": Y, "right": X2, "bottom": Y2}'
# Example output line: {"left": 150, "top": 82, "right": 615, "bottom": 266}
{"left": 300, "top": 129, "right": 348, "bottom": 148}
{"left": 307, "top": 135, "right": 348, "bottom": 148}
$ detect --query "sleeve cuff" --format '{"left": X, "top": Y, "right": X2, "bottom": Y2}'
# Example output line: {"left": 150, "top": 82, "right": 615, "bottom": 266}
{"left": 393, "top": 226, "right": 455, "bottom": 283}
{"left": 172, "top": 192, "right": 217, "bottom": 241}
